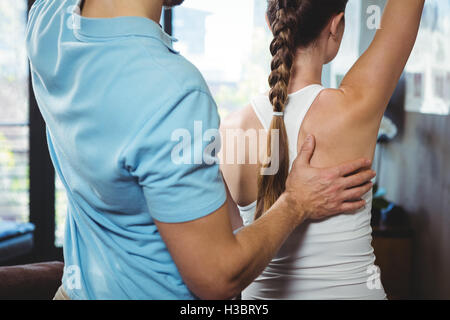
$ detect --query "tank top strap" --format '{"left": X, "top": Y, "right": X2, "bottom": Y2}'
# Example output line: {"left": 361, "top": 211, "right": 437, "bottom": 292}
{"left": 250, "top": 94, "right": 273, "bottom": 132}
{"left": 250, "top": 84, "right": 325, "bottom": 167}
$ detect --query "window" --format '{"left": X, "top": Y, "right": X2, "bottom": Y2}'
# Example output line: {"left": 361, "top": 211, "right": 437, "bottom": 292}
{"left": 327, "top": 0, "right": 361, "bottom": 88}
{"left": 0, "top": 1, "right": 29, "bottom": 224}
{"left": 173, "top": 0, "right": 273, "bottom": 117}
{"left": 172, "top": 0, "right": 362, "bottom": 113}
{"left": 404, "top": 0, "right": 450, "bottom": 115}
{"left": 0, "top": 1, "right": 59, "bottom": 262}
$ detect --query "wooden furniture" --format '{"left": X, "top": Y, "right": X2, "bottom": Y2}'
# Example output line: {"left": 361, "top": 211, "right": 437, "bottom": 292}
{"left": 372, "top": 226, "right": 413, "bottom": 300}
{"left": 0, "top": 262, "right": 64, "bottom": 300}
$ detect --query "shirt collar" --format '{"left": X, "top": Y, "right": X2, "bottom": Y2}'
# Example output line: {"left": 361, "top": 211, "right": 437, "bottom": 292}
{"left": 71, "top": 4, "right": 178, "bottom": 53}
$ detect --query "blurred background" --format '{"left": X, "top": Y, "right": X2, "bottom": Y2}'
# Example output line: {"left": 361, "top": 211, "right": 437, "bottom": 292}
{"left": 0, "top": 0, "right": 449, "bottom": 299}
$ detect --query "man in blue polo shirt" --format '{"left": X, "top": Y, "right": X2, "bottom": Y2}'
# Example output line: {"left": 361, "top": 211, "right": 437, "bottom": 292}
{"left": 26, "top": 0, "right": 374, "bottom": 300}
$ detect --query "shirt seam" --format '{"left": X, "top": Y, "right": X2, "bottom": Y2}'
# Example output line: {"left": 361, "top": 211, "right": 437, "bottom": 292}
{"left": 118, "top": 88, "right": 217, "bottom": 174}
{"left": 120, "top": 37, "right": 215, "bottom": 163}
{"left": 136, "top": 37, "right": 189, "bottom": 91}
{"left": 149, "top": 187, "right": 227, "bottom": 223}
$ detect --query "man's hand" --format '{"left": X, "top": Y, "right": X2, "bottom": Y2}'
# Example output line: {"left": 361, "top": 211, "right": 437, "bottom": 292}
{"left": 154, "top": 134, "right": 376, "bottom": 300}
{"left": 284, "top": 135, "right": 375, "bottom": 222}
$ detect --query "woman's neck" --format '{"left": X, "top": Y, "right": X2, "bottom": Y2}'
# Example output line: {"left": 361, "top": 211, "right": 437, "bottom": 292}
{"left": 81, "top": 0, "right": 163, "bottom": 23}
{"left": 288, "top": 46, "right": 326, "bottom": 94}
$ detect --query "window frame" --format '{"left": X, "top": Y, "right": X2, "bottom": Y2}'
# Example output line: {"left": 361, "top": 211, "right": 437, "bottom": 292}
{"left": 27, "top": 0, "right": 58, "bottom": 262}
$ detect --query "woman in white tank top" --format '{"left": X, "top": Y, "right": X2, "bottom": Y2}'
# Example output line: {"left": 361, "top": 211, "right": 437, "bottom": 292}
{"left": 239, "top": 85, "right": 381, "bottom": 300}
{"left": 220, "top": 0, "right": 424, "bottom": 300}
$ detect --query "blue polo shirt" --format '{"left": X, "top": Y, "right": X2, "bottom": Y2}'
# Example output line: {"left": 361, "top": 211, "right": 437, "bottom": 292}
{"left": 26, "top": 0, "right": 226, "bottom": 299}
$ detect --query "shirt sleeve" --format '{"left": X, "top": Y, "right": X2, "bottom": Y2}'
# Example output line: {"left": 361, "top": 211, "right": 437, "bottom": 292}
{"left": 123, "top": 89, "right": 226, "bottom": 223}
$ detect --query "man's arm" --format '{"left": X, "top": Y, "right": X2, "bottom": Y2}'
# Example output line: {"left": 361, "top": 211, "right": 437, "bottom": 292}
{"left": 155, "top": 136, "right": 375, "bottom": 299}
{"left": 223, "top": 174, "right": 244, "bottom": 231}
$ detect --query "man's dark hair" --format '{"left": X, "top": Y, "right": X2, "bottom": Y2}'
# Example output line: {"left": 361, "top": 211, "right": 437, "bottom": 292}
{"left": 163, "top": 0, "right": 184, "bottom": 7}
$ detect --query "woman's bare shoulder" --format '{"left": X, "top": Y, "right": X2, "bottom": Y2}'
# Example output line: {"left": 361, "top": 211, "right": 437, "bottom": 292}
{"left": 220, "top": 104, "right": 261, "bottom": 132}
{"left": 219, "top": 104, "right": 262, "bottom": 206}
{"left": 299, "top": 87, "right": 379, "bottom": 167}
{"left": 303, "top": 87, "right": 367, "bottom": 128}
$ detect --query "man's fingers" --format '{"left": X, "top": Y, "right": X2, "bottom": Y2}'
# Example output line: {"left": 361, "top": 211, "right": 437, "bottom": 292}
{"left": 335, "top": 158, "right": 372, "bottom": 177}
{"left": 341, "top": 169, "right": 376, "bottom": 190}
{"left": 339, "top": 200, "right": 367, "bottom": 213}
{"left": 297, "top": 135, "right": 316, "bottom": 166}
{"left": 339, "top": 182, "right": 373, "bottom": 202}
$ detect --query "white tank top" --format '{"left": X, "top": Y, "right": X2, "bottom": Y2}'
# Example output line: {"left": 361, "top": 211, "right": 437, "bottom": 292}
{"left": 239, "top": 85, "right": 386, "bottom": 300}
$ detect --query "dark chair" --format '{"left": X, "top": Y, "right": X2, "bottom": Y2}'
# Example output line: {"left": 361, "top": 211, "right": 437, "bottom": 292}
{"left": 0, "top": 262, "right": 64, "bottom": 300}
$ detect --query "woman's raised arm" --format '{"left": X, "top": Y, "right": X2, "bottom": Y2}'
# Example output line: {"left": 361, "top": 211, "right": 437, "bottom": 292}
{"left": 340, "top": 0, "right": 425, "bottom": 118}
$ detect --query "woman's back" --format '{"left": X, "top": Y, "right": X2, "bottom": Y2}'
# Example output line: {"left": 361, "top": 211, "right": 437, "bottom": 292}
{"left": 228, "top": 85, "right": 384, "bottom": 300}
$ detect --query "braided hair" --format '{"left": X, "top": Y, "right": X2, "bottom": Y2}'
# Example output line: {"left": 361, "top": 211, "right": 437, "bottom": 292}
{"left": 255, "top": 0, "right": 348, "bottom": 220}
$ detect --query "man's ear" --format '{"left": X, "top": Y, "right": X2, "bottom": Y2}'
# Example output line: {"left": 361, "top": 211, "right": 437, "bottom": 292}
{"left": 265, "top": 13, "right": 273, "bottom": 33}
{"left": 330, "top": 12, "right": 345, "bottom": 38}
